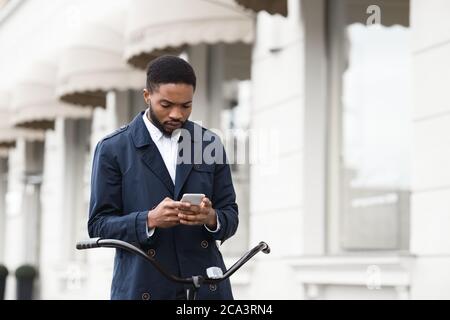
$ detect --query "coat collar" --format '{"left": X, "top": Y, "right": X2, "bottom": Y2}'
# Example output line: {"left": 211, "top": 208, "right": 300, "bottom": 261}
{"left": 129, "top": 111, "right": 202, "bottom": 198}
{"left": 130, "top": 111, "right": 200, "bottom": 149}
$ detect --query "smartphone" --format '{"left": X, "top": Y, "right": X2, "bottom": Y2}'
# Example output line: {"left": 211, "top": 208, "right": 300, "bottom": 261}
{"left": 180, "top": 193, "right": 205, "bottom": 205}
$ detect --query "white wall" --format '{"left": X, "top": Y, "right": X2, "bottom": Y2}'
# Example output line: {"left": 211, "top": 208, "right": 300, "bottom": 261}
{"left": 410, "top": 0, "right": 450, "bottom": 299}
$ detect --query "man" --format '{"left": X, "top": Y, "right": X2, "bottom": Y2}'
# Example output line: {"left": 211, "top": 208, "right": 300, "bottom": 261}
{"left": 88, "top": 55, "right": 238, "bottom": 300}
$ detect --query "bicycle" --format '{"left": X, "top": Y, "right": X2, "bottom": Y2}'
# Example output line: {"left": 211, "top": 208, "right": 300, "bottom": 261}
{"left": 76, "top": 238, "right": 270, "bottom": 300}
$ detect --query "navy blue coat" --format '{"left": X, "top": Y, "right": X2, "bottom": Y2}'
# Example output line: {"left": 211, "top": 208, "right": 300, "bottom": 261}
{"left": 88, "top": 111, "right": 239, "bottom": 300}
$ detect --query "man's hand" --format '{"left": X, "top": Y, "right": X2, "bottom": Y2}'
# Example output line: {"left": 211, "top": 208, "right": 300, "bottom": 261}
{"left": 178, "top": 197, "right": 217, "bottom": 229}
{"left": 147, "top": 197, "right": 190, "bottom": 229}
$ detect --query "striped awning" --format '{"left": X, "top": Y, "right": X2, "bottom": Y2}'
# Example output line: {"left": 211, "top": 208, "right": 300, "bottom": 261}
{"left": 11, "top": 62, "right": 92, "bottom": 130}
{"left": 235, "top": 0, "right": 287, "bottom": 16}
{"left": 56, "top": 10, "right": 145, "bottom": 108}
{"left": 125, "top": 0, "right": 254, "bottom": 69}
{"left": 0, "top": 90, "right": 45, "bottom": 147}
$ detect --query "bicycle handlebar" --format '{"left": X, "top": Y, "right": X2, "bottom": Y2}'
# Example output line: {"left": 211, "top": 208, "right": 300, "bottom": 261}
{"left": 76, "top": 238, "right": 101, "bottom": 249}
{"left": 76, "top": 238, "right": 270, "bottom": 286}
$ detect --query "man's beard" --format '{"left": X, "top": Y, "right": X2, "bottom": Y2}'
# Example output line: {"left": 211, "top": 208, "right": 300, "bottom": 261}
{"left": 147, "top": 102, "right": 184, "bottom": 137}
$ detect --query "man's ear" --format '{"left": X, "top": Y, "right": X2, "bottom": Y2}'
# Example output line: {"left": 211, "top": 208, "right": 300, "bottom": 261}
{"left": 143, "top": 88, "right": 151, "bottom": 105}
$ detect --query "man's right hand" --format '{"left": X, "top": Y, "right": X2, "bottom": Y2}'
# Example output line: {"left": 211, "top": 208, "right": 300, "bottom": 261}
{"left": 147, "top": 197, "right": 190, "bottom": 229}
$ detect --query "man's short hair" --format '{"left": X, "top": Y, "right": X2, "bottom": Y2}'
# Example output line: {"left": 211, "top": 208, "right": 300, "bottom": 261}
{"left": 146, "top": 55, "right": 197, "bottom": 92}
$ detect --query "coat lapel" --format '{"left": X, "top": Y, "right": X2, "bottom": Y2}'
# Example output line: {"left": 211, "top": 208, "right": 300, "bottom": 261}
{"left": 140, "top": 144, "right": 175, "bottom": 194}
{"left": 174, "top": 151, "right": 193, "bottom": 200}
{"left": 130, "top": 112, "right": 174, "bottom": 195}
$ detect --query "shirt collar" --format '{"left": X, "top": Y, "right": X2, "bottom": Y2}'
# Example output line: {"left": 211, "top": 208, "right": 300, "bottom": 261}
{"left": 142, "top": 108, "right": 181, "bottom": 143}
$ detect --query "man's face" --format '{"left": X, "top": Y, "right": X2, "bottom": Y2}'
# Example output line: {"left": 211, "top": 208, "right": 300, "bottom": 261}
{"left": 143, "top": 83, "right": 193, "bottom": 136}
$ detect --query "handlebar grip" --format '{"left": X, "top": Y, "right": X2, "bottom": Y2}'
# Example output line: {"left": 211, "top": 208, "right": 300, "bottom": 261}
{"left": 260, "top": 241, "right": 271, "bottom": 254}
{"left": 76, "top": 238, "right": 102, "bottom": 250}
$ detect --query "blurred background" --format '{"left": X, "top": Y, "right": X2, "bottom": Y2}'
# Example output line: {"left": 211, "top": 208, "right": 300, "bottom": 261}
{"left": 0, "top": 0, "right": 447, "bottom": 300}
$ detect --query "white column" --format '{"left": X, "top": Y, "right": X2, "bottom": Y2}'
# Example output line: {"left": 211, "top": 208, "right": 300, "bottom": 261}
{"left": 4, "top": 140, "right": 26, "bottom": 299}
{"left": 249, "top": 0, "right": 304, "bottom": 258}
{"left": 23, "top": 140, "right": 45, "bottom": 267}
{"left": 40, "top": 120, "right": 65, "bottom": 299}
{"left": 0, "top": 158, "right": 7, "bottom": 262}
{"left": 302, "top": 0, "right": 327, "bottom": 255}
{"left": 3, "top": 137, "right": 44, "bottom": 299}
{"left": 187, "top": 44, "right": 211, "bottom": 126}
{"left": 62, "top": 118, "right": 92, "bottom": 262}
{"left": 207, "top": 44, "right": 227, "bottom": 131}
{"left": 246, "top": 0, "right": 305, "bottom": 299}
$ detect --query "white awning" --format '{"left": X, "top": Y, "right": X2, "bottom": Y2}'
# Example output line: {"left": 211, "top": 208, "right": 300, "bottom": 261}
{"left": 57, "top": 10, "right": 145, "bottom": 108}
{"left": 235, "top": 0, "right": 287, "bottom": 16}
{"left": 11, "top": 62, "right": 92, "bottom": 130}
{"left": 125, "top": 0, "right": 255, "bottom": 69}
{"left": 0, "top": 90, "right": 45, "bottom": 146}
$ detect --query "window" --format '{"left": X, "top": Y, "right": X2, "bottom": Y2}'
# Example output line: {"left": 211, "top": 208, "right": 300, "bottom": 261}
{"left": 327, "top": 0, "right": 411, "bottom": 252}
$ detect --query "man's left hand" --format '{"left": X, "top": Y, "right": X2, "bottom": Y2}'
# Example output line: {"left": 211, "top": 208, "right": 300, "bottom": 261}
{"left": 178, "top": 197, "right": 217, "bottom": 229}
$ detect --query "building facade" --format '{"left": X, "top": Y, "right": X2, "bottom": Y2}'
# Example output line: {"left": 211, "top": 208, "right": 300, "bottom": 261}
{"left": 0, "top": 0, "right": 449, "bottom": 299}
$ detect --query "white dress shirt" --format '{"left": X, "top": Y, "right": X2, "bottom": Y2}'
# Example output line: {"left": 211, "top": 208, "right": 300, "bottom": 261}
{"left": 143, "top": 109, "right": 181, "bottom": 184}
{"left": 142, "top": 109, "right": 219, "bottom": 237}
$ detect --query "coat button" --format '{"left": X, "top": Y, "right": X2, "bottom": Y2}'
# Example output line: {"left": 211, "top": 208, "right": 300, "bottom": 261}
{"left": 209, "top": 284, "right": 217, "bottom": 292}
{"left": 142, "top": 292, "right": 150, "bottom": 300}
{"left": 147, "top": 249, "right": 156, "bottom": 258}
{"left": 201, "top": 240, "right": 209, "bottom": 249}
